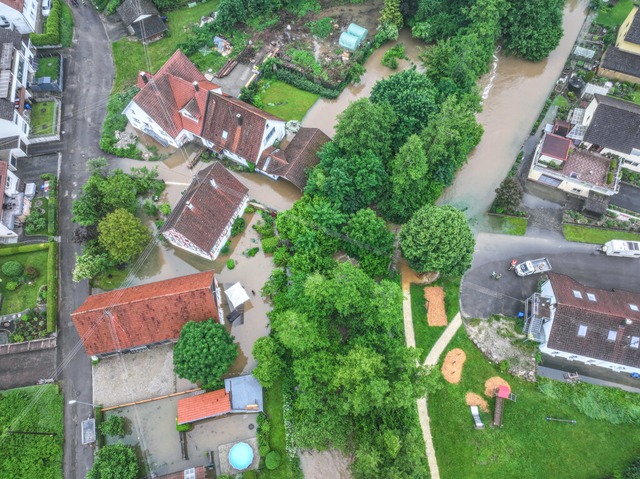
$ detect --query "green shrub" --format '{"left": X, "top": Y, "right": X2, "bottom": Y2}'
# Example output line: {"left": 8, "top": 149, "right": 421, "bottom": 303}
{"left": 47, "top": 241, "right": 58, "bottom": 333}
{"left": 305, "top": 17, "right": 333, "bottom": 38}
{"left": 273, "top": 246, "right": 290, "bottom": 266}
{"left": 100, "top": 415, "right": 124, "bottom": 437}
{"left": 227, "top": 259, "right": 235, "bottom": 270}
{"left": 607, "top": 171, "right": 615, "bottom": 184}
{"left": 265, "top": 451, "right": 282, "bottom": 470}
{"left": 231, "top": 217, "right": 246, "bottom": 237}
{"left": 244, "top": 205, "right": 256, "bottom": 214}
{"left": 267, "top": 63, "right": 341, "bottom": 98}
{"left": 259, "top": 444, "right": 271, "bottom": 457}
{"left": 2, "top": 261, "right": 24, "bottom": 277}
{"left": 6, "top": 282, "right": 18, "bottom": 291}
{"left": 623, "top": 458, "right": 640, "bottom": 479}
{"left": 176, "top": 423, "right": 192, "bottom": 432}
{"left": 60, "top": 3, "right": 73, "bottom": 47}
{"left": 220, "top": 240, "right": 231, "bottom": 255}
{"left": 245, "top": 247, "right": 259, "bottom": 257}
{"left": 31, "top": 0, "right": 62, "bottom": 46}
{"left": 25, "top": 266, "right": 40, "bottom": 281}
{"left": 261, "top": 236, "right": 279, "bottom": 254}
{"left": 0, "top": 243, "right": 48, "bottom": 255}
{"left": 381, "top": 44, "right": 405, "bottom": 69}
{"left": 99, "top": 88, "right": 142, "bottom": 158}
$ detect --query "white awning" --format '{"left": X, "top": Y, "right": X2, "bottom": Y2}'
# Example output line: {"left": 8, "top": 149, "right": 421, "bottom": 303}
{"left": 225, "top": 282, "right": 250, "bottom": 310}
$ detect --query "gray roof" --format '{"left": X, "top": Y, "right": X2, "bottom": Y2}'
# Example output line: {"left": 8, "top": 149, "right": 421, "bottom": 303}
{"left": 0, "top": 27, "right": 23, "bottom": 50}
{"left": 130, "top": 14, "right": 167, "bottom": 40}
{"left": 117, "top": 0, "right": 159, "bottom": 26}
{"left": 626, "top": 9, "right": 640, "bottom": 45}
{"left": 583, "top": 94, "right": 640, "bottom": 154}
{"left": 0, "top": 99, "right": 14, "bottom": 121}
{"left": 600, "top": 46, "right": 640, "bottom": 79}
{"left": 224, "top": 374, "right": 263, "bottom": 412}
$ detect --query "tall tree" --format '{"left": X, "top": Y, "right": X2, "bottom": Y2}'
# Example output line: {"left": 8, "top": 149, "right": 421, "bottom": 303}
{"left": 400, "top": 204, "right": 475, "bottom": 275}
{"left": 342, "top": 208, "right": 395, "bottom": 278}
{"left": 252, "top": 336, "right": 286, "bottom": 388}
{"left": 98, "top": 209, "right": 151, "bottom": 264}
{"left": 501, "top": 0, "right": 564, "bottom": 61}
{"left": 173, "top": 319, "right": 238, "bottom": 389}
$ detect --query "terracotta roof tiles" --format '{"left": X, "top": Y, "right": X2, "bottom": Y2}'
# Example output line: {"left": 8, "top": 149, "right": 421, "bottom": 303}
{"left": 177, "top": 389, "right": 231, "bottom": 424}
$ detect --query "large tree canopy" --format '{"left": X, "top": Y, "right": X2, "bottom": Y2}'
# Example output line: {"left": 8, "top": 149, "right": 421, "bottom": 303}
{"left": 86, "top": 443, "right": 138, "bottom": 479}
{"left": 173, "top": 319, "right": 238, "bottom": 389}
{"left": 400, "top": 204, "right": 475, "bottom": 275}
{"left": 98, "top": 209, "right": 151, "bottom": 264}
{"left": 342, "top": 208, "right": 395, "bottom": 278}
{"left": 501, "top": 0, "right": 564, "bottom": 61}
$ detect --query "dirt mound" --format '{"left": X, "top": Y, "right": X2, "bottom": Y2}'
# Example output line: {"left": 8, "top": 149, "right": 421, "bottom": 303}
{"left": 465, "top": 392, "right": 489, "bottom": 413}
{"left": 441, "top": 348, "right": 466, "bottom": 384}
{"left": 424, "top": 286, "right": 447, "bottom": 326}
{"left": 484, "top": 376, "right": 510, "bottom": 397}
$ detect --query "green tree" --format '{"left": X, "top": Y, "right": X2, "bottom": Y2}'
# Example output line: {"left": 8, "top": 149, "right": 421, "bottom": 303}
{"left": 72, "top": 252, "right": 112, "bottom": 282}
{"left": 342, "top": 208, "right": 395, "bottom": 277}
{"left": 400, "top": 204, "right": 475, "bottom": 275}
{"left": 502, "top": 0, "right": 564, "bottom": 61}
{"left": 87, "top": 157, "right": 109, "bottom": 177}
{"left": 333, "top": 98, "right": 397, "bottom": 159}
{"left": 492, "top": 177, "right": 523, "bottom": 215}
{"left": 370, "top": 67, "right": 437, "bottom": 142}
{"left": 173, "top": 319, "right": 238, "bottom": 389}
{"left": 623, "top": 458, "right": 640, "bottom": 479}
{"left": 86, "top": 443, "right": 138, "bottom": 479}
{"left": 252, "top": 336, "right": 286, "bottom": 388}
{"left": 99, "top": 415, "right": 124, "bottom": 437}
{"left": 272, "top": 310, "right": 329, "bottom": 356}
{"left": 101, "top": 170, "right": 138, "bottom": 214}
{"left": 98, "top": 209, "right": 151, "bottom": 264}
{"left": 72, "top": 175, "right": 108, "bottom": 226}
{"left": 380, "top": 0, "right": 403, "bottom": 28}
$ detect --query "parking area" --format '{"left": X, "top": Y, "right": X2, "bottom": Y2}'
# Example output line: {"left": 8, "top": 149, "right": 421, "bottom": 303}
{"left": 105, "top": 398, "right": 257, "bottom": 476}
{"left": 0, "top": 347, "right": 57, "bottom": 390}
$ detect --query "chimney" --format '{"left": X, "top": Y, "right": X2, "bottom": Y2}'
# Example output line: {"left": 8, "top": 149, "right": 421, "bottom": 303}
{"left": 624, "top": 318, "right": 633, "bottom": 326}
{"left": 236, "top": 113, "right": 243, "bottom": 126}
{"left": 186, "top": 201, "right": 193, "bottom": 210}
{"left": 193, "top": 81, "right": 199, "bottom": 91}
{"left": 140, "top": 71, "right": 148, "bottom": 84}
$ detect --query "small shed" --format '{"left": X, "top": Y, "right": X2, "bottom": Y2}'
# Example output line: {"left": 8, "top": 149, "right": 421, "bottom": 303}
{"left": 347, "top": 23, "right": 368, "bottom": 43}
{"left": 339, "top": 23, "right": 368, "bottom": 52}
{"left": 225, "top": 282, "right": 250, "bottom": 311}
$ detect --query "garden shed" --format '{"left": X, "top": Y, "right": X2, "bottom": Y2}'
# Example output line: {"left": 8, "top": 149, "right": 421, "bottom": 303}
{"left": 339, "top": 23, "right": 368, "bottom": 52}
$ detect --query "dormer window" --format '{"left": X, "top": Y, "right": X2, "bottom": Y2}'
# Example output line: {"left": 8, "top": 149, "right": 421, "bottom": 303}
{"left": 180, "top": 108, "right": 198, "bottom": 122}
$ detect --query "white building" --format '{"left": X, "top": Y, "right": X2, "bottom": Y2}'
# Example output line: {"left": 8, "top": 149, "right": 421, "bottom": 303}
{"left": 0, "top": 159, "right": 28, "bottom": 243}
{"left": 0, "top": 0, "right": 38, "bottom": 34}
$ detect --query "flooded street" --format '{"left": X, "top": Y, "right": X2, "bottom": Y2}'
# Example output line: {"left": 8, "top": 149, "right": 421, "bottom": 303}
{"left": 438, "top": 0, "right": 589, "bottom": 219}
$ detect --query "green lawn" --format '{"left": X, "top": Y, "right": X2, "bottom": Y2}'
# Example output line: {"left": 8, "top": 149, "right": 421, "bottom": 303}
{"left": 262, "top": 80, "right": 320, "bottom": 121}
{"left": 36, "top": 56, "right": 60, "bottom": 81}
{"left": 261, "top": 381, "right": 295, "bottom": 479}
{"left": 562, "top": 224, "right": 640, "bottom": 244}
{"left": 552, "top": 95, "right": 568, "bottom": 108}
{"left": 111, "top": 0, "right": 221, "bottom": 93}
{"left": 0, "top": 250, "right": 49, "bottom": 314}
{"left": 0, "top": 384, "right": 64, "bottom": 479}
{"left": 92, "top": 266, "right": 130, "bottom": 291}
{"left": 430, "top": 330, "right": 640, "bottom": 479}
{"left": 60, "top": 2, "right": 74, "bottom": 48}
{"left": 595, "top": 0, "right": 634, "bottom": 28}
{"left": 497, "top": 215, "right": 528, "bottom": 236}
{"left": 29, "top": 100, "right": 57, "bottom": 137}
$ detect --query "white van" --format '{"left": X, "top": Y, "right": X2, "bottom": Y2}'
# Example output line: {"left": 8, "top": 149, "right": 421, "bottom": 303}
{"left": 599, "top": 240, "right": 640, "bottom": 258}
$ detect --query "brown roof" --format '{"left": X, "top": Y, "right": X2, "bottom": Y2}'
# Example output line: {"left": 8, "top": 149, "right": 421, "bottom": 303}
{"left": 154, "top": 466, "right": 206, "bottom": 479}
{"left": 161, "top": 162, "right": 248, "bottom": 254}
{"left": 560, "top": 150, "right": 614, "bottom": 188}
{"left": 547, "top": 273, "right": 640, "bottom": 368}
{"left": 71, "top": 271, "right": 218, "bottom": 356}
{"left": 256, "top": 127, "right": 330, "bottom": 190}
{"left": 541, "top": 133, "right": 571, "bottom": 161}
{"left": 132, "top": 50, "right": 221, "bottom": 138}
{"left": 177, "top": 389, "right": 231, "bottom": 424}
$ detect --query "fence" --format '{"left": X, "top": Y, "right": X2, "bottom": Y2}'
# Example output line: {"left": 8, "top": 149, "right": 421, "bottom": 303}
{"left": 0, "top": 336, "right": 56, "bottom": 355}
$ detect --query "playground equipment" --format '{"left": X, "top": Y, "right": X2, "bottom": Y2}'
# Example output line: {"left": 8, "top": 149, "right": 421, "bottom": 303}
{"left": 493, "top": 385, "right": 517, "bottom": 427}
{"left": 470, "top": 405, "right": 485, "bottom": 429}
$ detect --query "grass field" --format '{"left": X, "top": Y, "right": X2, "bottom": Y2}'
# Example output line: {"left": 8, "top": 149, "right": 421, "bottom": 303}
{"left": 0, "top": 250, "right": 49, "bottom": 314}
{"left": 491, "top": 215, "right": 528, "bottom": 236}
{"left": 29, "top": 100, "right": 57, "bottom": 137}
{"left": 36, "top": 57, "right": 60, "bottom": 81}
{"left": 92, "top": 265, "right": 130, "bottom": 291}
{"left": 595, "top": 0, "right": 634, "bottom": 28}
{"left": 261, "top": 381, "right": 294, "bottom": 479}
{"left": 563, "top": 224, "right": 640, "bottom": 244}
{"left": 430, "top": 330, "right": 640, "bottom": 479}
{"left": 0, "top": 384, "right": 64, "bottom": 479}
{"left": 261, "top": 80, "right": 320, "bottom": 121}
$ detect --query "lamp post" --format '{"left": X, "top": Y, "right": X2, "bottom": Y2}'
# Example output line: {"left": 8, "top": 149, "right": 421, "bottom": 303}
{"left": 68, "top": 399, "right": 97, "bottom": 407}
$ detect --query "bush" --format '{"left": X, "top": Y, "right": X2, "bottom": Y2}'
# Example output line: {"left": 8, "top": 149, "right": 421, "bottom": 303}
{"left": 381, "top": 44, "right": 406, "bottom": 69}
{"left": 25, "top": 266, "right": 40, "bottom": 281}
{"left": 176, "top": 423, "right": 192, "bottom": 432}
{"left": 6, "top": 282, "right": 18, "bottom": 291}
{"left": 245, "top": 247, "right": 259, "bottom": 257}
{"left": 305, "top": 17, "right": 333, "bottom": 38}
{"left": 231, "top": 217, "right": 246, "bottom": 237}
{"left": 100, "top": 88, "right": 142, "bottom": 158}
{"left": 220, "top": 240, "right": 231, "bottom": 255}
{"left": 2, "top": 261, "right": 24, "bottom": 277}
{"left": 623, "top": 458, "right": 640, "bottom": 479}
{"left": 227, "top": 259, "right": 235, "bottom": 270}
{"left": 261, "top": 236, "right": 279, "bottom": 254}
{"left": 31, "top": 0, "right": 62, "bottom": 46}
{"left": 100, "top": 415, "right": 124, "bottom": 437}
{"left": 47, "top": 241, "right": 58, "bottom": 333}
{"left": 259, "top": 444, "right": 271, "bottom": 457}
{"left": 268, "top": 63, "right": 341, "bottom": 98}
{"left": 273, "top": 246, "right": 290, "bottom": 266}
{"left": 265, "top": 451, "right": 282, "bottom": 470}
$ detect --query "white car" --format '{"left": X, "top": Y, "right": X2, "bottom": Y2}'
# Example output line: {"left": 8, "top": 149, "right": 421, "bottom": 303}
{"left": 42, "top": 0, "right": 51, "bottom": 17}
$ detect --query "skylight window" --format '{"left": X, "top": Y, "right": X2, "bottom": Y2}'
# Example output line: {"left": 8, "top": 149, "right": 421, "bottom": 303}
{"left": 222, "top": 130, "right": 228, "bottom": 140}
{"left": 630, "top": 304, "right": 639, "bottom": 312}
{"left": 572, "top": 290, "right": 582, "bottom": 299}
{"left": 631, "top": 336, "right": 640, "bottom": 349}
{"left": 607, "top": 330, "right": 617, "bottom": 341}
{"left": 578, "top": 325, "right": 587, "bottom": 337}
{"left": 586, "top": 293, "right": 597, "bottom": 302}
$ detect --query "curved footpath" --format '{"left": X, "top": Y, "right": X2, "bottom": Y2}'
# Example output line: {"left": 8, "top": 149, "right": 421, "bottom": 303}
{"left": 41, "top": 4, "right": 116, "bottom": 478}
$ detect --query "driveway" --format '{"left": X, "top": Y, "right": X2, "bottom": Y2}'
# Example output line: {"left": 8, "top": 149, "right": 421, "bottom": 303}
{"left": 0, "top": 348, "right": 57, "bottom": 389}
{"left": 461, "top": 233, "right": 640, "bottom": 319}
{"left": 611, "top": 183, "right": 640, "bottom": 213}
{"left": 16, "top": 153, "right": 58, "bottom": 183}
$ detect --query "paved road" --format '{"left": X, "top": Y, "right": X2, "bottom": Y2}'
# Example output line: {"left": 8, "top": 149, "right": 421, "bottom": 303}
{"left": 0, "top": 347, "right": 57, "bottom": 389}
{"left": 611, "top": 183, "right": 640, "bottom": 214}
{"left": 462, "top": 233, "right": 640, "bottom": 319}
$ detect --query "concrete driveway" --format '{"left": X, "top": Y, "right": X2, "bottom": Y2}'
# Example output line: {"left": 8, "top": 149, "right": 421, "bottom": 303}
{"left": 461, "top": 233, "right": 640, "bottom": 319}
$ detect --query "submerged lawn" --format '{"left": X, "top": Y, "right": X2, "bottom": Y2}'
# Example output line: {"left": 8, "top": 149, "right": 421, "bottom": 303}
{"left": 563, "top": 224, "right": 640, "bottom": 244}
{"left": 261, "top": 80, "right": 319, "bottom": 121}
{"left": 430, "top": 330, "right": 640, "bottom": 479}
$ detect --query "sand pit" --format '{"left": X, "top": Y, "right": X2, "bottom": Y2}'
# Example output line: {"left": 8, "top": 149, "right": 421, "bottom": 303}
{"left": 484, "top": 376, "right": 511, "bottom": 397}
{"left": 424, "top": 286, "right": 447, "bottom": 326}
{"left": 465, "top": 392, "right": 489, "bottom": 413}
{"left": 441, "top": 348, "right": 466, "bottom": 384}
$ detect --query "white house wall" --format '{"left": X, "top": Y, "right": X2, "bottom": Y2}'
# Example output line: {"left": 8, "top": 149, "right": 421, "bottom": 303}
{"left": 0, "top": 0, "right": 37, "bottom": 33}
{"left": 123, "top": 101, "right": 179, "bottom": 147}
{"left": 540, "top": 343, "right": 640, "bottom": 374}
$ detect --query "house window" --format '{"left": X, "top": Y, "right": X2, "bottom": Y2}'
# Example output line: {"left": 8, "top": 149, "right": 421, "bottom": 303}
{"left": 264, "top": 127, "right": 276, "bottom": 145}
{"left": 607, "top": 330, "right": 617, "bottom": 341}
{"left": 586, "top": 293, "right": 596, "bottom": 302}
{"left": 222, "top": 130, "right": 228, "bottom": 140}
{"left": 572, "top": 290, "right": 582, "bottom": 299}
{"left": 184, "top": 469, "right": 196, "bottom": 479}
{"left": 577, "top": 325, "right": 587, "bottom": 337}
{"left": 631, "top": 336, "right": 640, "bottom": 349}
{"left": 630, "top": 304, "right": 639, "bottom": 312}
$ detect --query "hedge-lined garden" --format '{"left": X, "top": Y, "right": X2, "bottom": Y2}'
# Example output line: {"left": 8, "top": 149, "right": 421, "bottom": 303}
{"left": 99, "top": 88, "right": 141, "bottom": 158}
{"left": 31, "top": 0, "right": 62, "bottom": 47}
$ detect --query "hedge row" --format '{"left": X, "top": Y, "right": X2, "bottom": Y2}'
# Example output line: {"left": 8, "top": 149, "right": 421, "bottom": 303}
{"left": 270, "top": 67, "right": 341, "bottom": 99}
{"left": 31, "top": 0, "right": 62, "bottom": 46}
{"left": 48, "top": 198, "right": 57, "bottom": 236}
{"left": 46, "top": 240, "right": 58, "bottom": 333}
{"left": 0, "top": 242, "right": 48, "bottom": 255}
{"left": 99, "top": 88, "right": 142, "bottom": 158}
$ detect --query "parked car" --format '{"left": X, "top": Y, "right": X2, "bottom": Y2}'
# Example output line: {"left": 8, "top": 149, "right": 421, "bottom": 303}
{"left": 597, "top": 240, "right": 640, "bottom": 258}
{"left": 42, "top": 0, "right": 51, "bottom": 17}
{"left": 515, "top": 258, "right": 552, "bottom": 277}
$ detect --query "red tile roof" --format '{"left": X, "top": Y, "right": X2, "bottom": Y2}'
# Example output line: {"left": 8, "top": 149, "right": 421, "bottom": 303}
{"left": 177, "top": 389, "right": 231, "bottom": 424}
{"left": 161, "top": 162, "right": 248, "bottom": 254}
{"left": 541, "top": 133, "right": 572, "bottom": 161}
{"left": 154, "top": 466, "right": 206, "bottom": 479}
{"left": 71, "top": 271, "right": 218, "bottom": 356}
{"left": 547, "top": 273, "right": 640, "bottom": 368}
